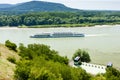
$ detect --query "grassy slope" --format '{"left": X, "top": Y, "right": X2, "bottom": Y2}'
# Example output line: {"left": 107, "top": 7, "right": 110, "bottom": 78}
{"left": 0, "top": 44, "right": 19, "bottom": 80}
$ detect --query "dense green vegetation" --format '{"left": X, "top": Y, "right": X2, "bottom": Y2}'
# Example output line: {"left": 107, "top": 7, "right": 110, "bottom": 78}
{"left": 13, "top": 42, "right": 120, "bottom": 80}
{"left": 0, "top": 11, "right": 120, "bottom": 27}
{"left": 105, "top": 67, "right": 120, "bottom": 80}
{"left": 2, "top": 40, "right": 120, "bottom": 80}
{"left": 14, "top": 43, "right": 91, "bottom": 80}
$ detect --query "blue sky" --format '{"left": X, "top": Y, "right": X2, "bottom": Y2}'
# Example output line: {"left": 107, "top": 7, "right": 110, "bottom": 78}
{"left": 0, "top": 0, "right": 120, "bottom": 10}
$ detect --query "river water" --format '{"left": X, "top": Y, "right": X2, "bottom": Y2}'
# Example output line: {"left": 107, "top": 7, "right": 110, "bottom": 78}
{"left": 0, "top": 25, "right": 120, "bottom": 68}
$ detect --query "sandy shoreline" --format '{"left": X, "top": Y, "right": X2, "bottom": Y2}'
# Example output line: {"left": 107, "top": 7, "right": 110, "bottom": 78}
{"left": 94, "top": 24, "right": 120, "bottom": 27}
{"left": 0, "top": 27, "right": 18, "bottom": 30}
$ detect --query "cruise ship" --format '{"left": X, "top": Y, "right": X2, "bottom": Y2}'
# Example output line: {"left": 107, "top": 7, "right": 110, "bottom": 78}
{"left": 30, "top": 32, "right": 85, "bottom": 38}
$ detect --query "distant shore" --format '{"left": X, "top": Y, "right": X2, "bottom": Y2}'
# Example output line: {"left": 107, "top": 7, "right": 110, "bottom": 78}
{"left": 0, "top": 26, "right": 18, "bottom": 30}
{"left": 94, "top": 24, "right": 120, "bottom": 27}
{"left": 0, "top": 24, "right": 120, "bottom": 29}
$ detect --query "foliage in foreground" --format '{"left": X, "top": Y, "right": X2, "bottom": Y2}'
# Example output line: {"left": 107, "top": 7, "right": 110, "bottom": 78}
{"left": 14, "top": 43, "right": 91, "bottom": 80}
{"left": 15, "top": 57, "right": 91, "bottom": 80}
{"left": 14, "top": 43, "right": 120, "bottom": 80}
{"left": 105, "top": 67, "right": 120, "bottom": 80}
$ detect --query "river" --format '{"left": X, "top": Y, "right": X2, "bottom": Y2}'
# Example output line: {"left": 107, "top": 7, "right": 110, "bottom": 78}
{"left": 0, "top": 25, "right": 120, "bottom": 68}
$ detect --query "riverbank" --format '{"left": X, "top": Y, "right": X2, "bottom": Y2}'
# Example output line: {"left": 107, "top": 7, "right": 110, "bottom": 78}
{"left": 0, "top": 26, "right": 18, "bottom": 30}
{"left": 18, "top": 24, "right": 95, "bottom": 28}
{"left": 18, "top": 23, "right": 120, "bottom": 28}
{"left": 0, "top": 24, "right": 120, "bottom": 29}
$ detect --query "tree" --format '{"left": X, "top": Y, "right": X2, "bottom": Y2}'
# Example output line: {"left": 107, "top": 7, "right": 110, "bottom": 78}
{"left": 81, "top": 51, "right": 91, "bottom": 63}
{"left": 72, "top": 49, "right": 91, "bottom": 63}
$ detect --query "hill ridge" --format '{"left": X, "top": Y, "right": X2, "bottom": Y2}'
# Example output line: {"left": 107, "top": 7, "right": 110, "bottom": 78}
{"left": 0, "top": 1, "right": 79, "bottom": 12}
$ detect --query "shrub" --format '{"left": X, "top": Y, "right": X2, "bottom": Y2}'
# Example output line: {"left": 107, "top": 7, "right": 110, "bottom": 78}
{"left": 5, "top": 40, "right": 17, "bottom": 51}
{"left": 18, "top": 43, "right": 69, "bottom": 64}
{"left": 105, "top": 67, "right": 120, "bottom": 80}
{"left": 7, "top": 56, "right": 16, "bottom": 64}
{"left": 14, "top": 60, "right": 31, "bottom": 80}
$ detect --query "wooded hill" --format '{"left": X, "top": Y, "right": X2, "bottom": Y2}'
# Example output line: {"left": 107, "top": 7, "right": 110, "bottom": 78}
{"left": 0, "top": 1, "right": 78, "bottom": 12}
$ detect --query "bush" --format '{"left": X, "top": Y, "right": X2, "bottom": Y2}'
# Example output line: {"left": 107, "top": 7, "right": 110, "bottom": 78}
{"left": 72, "top": 49, "right": 91, "bottom": 63}
{"left": 5, "top": 40, "right": 17, "bottom": 51}
{"left": 18, "top": 43, "right": 69, "bottom": 64}
{"left": 105, "top": 67, "right": 120, "bottom": 80}
{"left": 14, "top": 60, "right": 31, "bottom": 80}
{"left": 7, "top": 56, "right": 16, "bottom": 64}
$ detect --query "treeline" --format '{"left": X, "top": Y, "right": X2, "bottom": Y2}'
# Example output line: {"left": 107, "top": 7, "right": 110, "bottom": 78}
{"left": 0, "top": 11, "right": 120, "bottom": 27}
